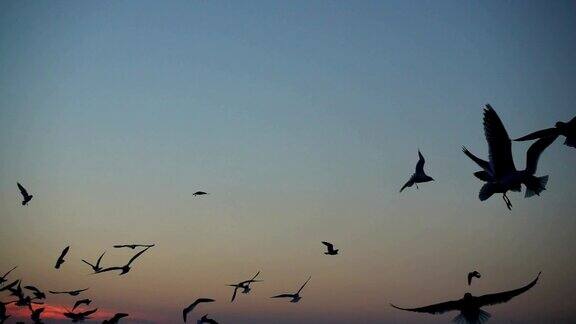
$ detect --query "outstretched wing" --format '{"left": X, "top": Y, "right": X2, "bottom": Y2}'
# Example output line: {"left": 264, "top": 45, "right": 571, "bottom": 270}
{"left": 525, "top": 135, "right": 558, "bottom": 175}
{"left": 230, "top": 286, "right": 239, "bottom": 302}
{"left": 58, "top": 246, "right": 70, "bottom": 261}
{"left": 390, "top": 299, "right": 462, "bottom": 315}
{"left": 96, "top": 266, "right": 123, "bottom": 274}
{"left": 79, "top": 308, "right": 98, "bottom": 317}
{"left": 514, "top": 128, "right": 558, "bottom": 142}
{"left": 483, "top": 105, "right": 516, "bottom": 177}
{"left": 462, "top": 146, "right": 491, "bottom": 172}
{"left": 81, "top": 260, "right": 95, "bottom": 268}
{"left": 17, "top": 183, "right": 28, "bottom": 197}
{"left": 415, "top": 150, "right": 426, "bottom": 174}
{"left": 2, "top": 266, "right": 17, "bottom": 279}
{"left": 399, "top": 177, "right": 414, "bottom": 193}
{"left": 126, "top": 246, "right": 151, "bottom": 266}
{"left": 271, "top": 294, "right": 294, "bottom": 298}
{"left": 112, "top": 313, "right": 129, "bottom": 321}
{"left": 297, "top": 276, "right": 311, "bottom": 294}
{"left": 96, "top": 251, "right": 106, "bottom": 267}
{"left": 321, "top": 241, "right": 334, "bottom": 251}
{"left": 475, "top": 272, "right": 540, "bottom": 307}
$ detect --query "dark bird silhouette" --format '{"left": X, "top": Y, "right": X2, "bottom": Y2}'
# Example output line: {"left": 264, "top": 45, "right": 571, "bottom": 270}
{"left": 0, "top": 266, "right": 17, "bottom": 286}
{"left": 73, "top": 299, "right": 92, "bottom": 310}
{"left": 400, "top": 150, "right": 434, "bottom": 192}
{"left": 96, "top": 246, "right": 152, "bottom": 275}
{"left": 82, "top": 251, "right": 106, "bottom": 273}
{"left": 515, "top": 116, "right": 575, "bottom": 148}
{"left": 49, "top": 288, "right": 89, "bottom": 296}
{"left": 271, "top": 276, "right": 311, "bottom": 303}
{"left": 0, "top": 280, "right": 20, "bottom": 295}
{"left": 24, "top": 285, "right": 46, "bottom": 299}
{"left": 183, "top": 298, "right": 215, "bottom": 322}
{"left": 193, "top": 191, "right": 209, "bottom": 196}
{"left": 391, "top": 272, "right": 541, "bottom": 323}
{"left": 102, "top": 313, "right": 129, "bottom": 324}
{"left": 113, "top": 244, "right": 155, "bottom": 250}
{"left": 468, "top": 271, "right": 481, "bottom": 286}
{"left": 321, "top": 241, "right": 339, "bottom": 255}
{"left": 1, "top": 300, "right": 16, "bottom": 324}
{"left": 63, "top": 308, "right": 98, "bottom": 322}
{"left": 197, "top": 314, "right": 218, "bottom": 324}
{"left": 227, "top": 271, "right": 263, "bottom": 302}
{"left": 17, "top": 183, "right": 33, "bottom": 205}
{"left": 30, "top": 307, "right": 44, "bottom": 324}
{"left": 55, "top": 246, "right": 70, "bottom": 269}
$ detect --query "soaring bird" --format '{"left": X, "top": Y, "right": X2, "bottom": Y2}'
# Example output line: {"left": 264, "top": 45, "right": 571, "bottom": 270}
{"left": 400, "top": 150, "right": 434, "bottom": 192}
{"left": 183, "top": 298, "right": 215, "bottom": 323}
{"left": 55, "top": 246, "right": 70, "bottom": 269}
{"left": 0, "top": 266, "right": 17, "bottom": 286}
{"left": 96, "top": 246, "right": 152, "bottom": 275}
{"left": 515, "top": 116, "right": 575, "bottom": 148}
{"left": 271, "top": 276, "right": 311, "bottom": 303}
{"left": 197, "top": 314, "right": 218, "bottom": 324}
{"left": 49, "top": 288, "right": 89, "bottom": 296}
{"left": 227, "top": 271, "right": 262, "bottom": 302}
{"left": 468, "top": 271, "right": 481, "bottom": 286}
{"left": 30, "top": 307, "right": 44, "bottom": 324}
{"left": 82, "top": 251, "right": 106, "bottom": 273}
{"left": 63, "top": 308, "right": 98, "bottom": 322}
{"left": 17, "top": 183, "right": 33, "bottom": 205}
{"left": 321, "top": 241, "right": 339, "bottom": 255}
{"left": 193, "top": 191, "right": 209, "bottom": 196}
{"left": 72, "top": 299, "right": 92, "bottom": 310}
{"left": 113, "top": 244, "right": 155, "bottom": 249}
{"left": 102, "top": 313, "right": 129, "bottom": 324}
{"left": 24, "top": 285, "right": 46, "bottom": 299}
{"left": 391, "top": 272, "right": 541, "bottom": 323}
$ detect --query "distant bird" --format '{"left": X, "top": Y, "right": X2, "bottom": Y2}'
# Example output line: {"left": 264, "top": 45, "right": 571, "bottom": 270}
{"left": 24, "top": 285, "right": 46, "bottom": 299}
{"left": 193, "top": 191, "right": 209, "bottom": 196}
{"left": 183, "top": 298, "right": 215, "bottom": 323}
{"left": 55, "top": 246, "right": 70, "bottom": 269}
{"left": 82, "top": 251, "right": 106, "bottom": 273}
{"left": 102, "top": 313, "right": 129, "bottom": 324}
{"left": 30, "top": 307, "right": 44, "bottom": 324}
{"left": 391, "top": 272, "right": 541, "bottom": 323}
{"left": 72, "top": 299, "right": 92, "bottom": 310}
{"left": 271, "top": 276, "right": 311, "bottom": 303}
{"left": 96, "top": 246, "right": 152, "bottom": 275}
{"left": 227, "top": 271, "right": 263, "bottom": 302}
{"left": 515, "top": 116, "right": 575, "bottom": 148}
{"left": 0, "top": 266, "right": 17, "bottom": 286}
{"left": 63, "top": 308, "right": 98, "bottom": 322}
{"left": 321, "top": 241, "right": 339, "bottom": 255}
{"left": 468, "top": 271, "right": 481, "bottom": 286}
{"left": 113, "top": 244, "right": 155, "bottom": 249}
{"left": 197, "top": 314, "right": 218, "bottom": 324}
{"left": 400, "top": 150, "right": 434, "bottom": 192}
{"left": 49, "top": 288, "right": 89, "bottom": 296}
{"left": 17, "top": 183, "right": 33, "bottom": 205}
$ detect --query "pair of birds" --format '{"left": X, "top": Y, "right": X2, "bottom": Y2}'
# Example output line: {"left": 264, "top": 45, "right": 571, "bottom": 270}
{"left": 81, "top": 244, "right": 154, "bottom": 275}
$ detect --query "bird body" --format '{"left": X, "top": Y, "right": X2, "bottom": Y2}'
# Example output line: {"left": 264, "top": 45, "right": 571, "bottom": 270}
{"left": 17, "top": 183, "right": 33, "bottom": 205}
{"left": 321, "top": 241, "right": 338, "bottom": 255}
{"left": 400, "top": 150, "right": 434, "bottom": 192}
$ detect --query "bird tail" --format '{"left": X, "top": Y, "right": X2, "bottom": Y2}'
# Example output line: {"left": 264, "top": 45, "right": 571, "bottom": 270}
{"left": 565, "top": 136, "right": 576, "bottom": 148}
{"left": 452, "top": 310, "right": 491, "bottom": 324}
{"left": 479, "top": 183, "right": 496, "bottom": 201}
{"left": 524, "top": 175, "right": 548, "bottom": 198}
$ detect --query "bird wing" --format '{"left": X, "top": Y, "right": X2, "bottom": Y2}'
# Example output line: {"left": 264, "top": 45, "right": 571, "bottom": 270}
{"left": 0, "top": 280, "right": 19, "bottom": 292}
{"left": 297, "top": 276, "right": 311, "bottom": 294}
{"left": 24, "top": 286, "right": 40, "bottom": 293}
{"left": 58, "top": 246, "right": 70, "bottom": 261}
{"left": 73, "top": 288, "right": 89, "bottom": 294}
{"left": 399, "top": 177, "right": 414, "bottom": 193}
{"left": 514, "top": 127, "right": 559, "bottom": 142}
{"left": 321, "top": 241, "right": 334, "bottom": 251}
{"left": 2, "top": 266, "right": 17, "bottom": 278}
{"left": 96, "top": 251, "right": 106, "bottom": 267}
{"left": 475, "top": 272, "right": 540, "bottom": 307}
{"left": 468, "top": 273, "right": 473, "bottom": 285}
{"left": 249, "top": 270, "right": 261, "bottom": 282}
{"left": 112, "top": 313, "right": 129, "bottom": 321}
{"left": 230, "top": 286, "right": 239, "bottom": 302}
{"left": 415, "top": 150, "right": 426, "bottom": 174}
{"left": 81, "top": 260, "right": 95, "bottom": 268}
{"left": 96, "top": 266, "right": 123, "bottom": 274}
{"left": 390, "top": 299, "right": 462, "bottom": 315}
{"left": 17, "top": 183, "right": 28, "bottom": 197}
{"left": 483, "top": 104, "right": 516, "bottom": 177}
{"left": 49, "top": 291, "right": 63, "bottom": 294}
{"left": 525, "top": 135, "right": 558, "bottom": 175}
{"left": 113, "top": 245, "right": 128, "bottom": 248}
{"left": 462, "top": 146, "right": 491, "bottom": 172}
{"left": 79, "top": 308, "right": 98, "bottom": 317}
{"left": 193, "top": 298, "right": 215, "bottom": 306}
{"left": 271, "top": 294, "right": 294, "bottom": 298}
{"left": 126, "top": 246, "right": 150, "bottom": 266}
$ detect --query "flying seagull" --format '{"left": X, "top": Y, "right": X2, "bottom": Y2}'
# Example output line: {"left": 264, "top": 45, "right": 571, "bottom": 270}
{"left": 49, "top": 288, "right": 89, "bottom": 296}
{"left": 193, "top": 191, "right": 209, "bottom": 196}
{"left": 321, "top": 241, "right": 339, "bottom": 255}
{"left": 400, "top": 150, "right": 434, "bottom": 192}
{"left": 24, "top": 285, "right": 46, "bottom": 300}
{"left": 72, "top": 299, "right": 91, "bottom": 310}
{"left": 102, "top": 313, "right": 129, "bottom": 324}
{"left": 0, "top": 266, "right": 17, "bottom": 285}
{"left": 227, "top": 271, "right": 263, "bottom": 302}
{"left": 391, "top": 272, "right": 541, "bottom": 324}
{"left": 96, "top": 246, "right": 152, "bottom": 275}
{"left": 468, "top": 271, "right": 481, "bottom": 286}
{"left": 113, "top": 244, "right": 155, "bottom": 249}
{"left": 62, "top": 308, "right": 98, "bottom": 322}
{"left": 271, "top": 276, "right": 311, "bottom": 303}
{"left": 30, "top": 307, "right": 44, "bottom": 324}
{"left": 515, "top": 116, "right": 575, "bottom": 148}
{"left": 55, "top": 246, "right": 70, "bottom": 269}
{"left": 197, "top": 314, "right": 218, "bottom": 324}
{"left": 17, "top": 183, "right": 33, "bottom": 205}
{"left": 183, "top": 298, "right": 215, "bottom": 323}
{"left": 82, "top": 251, "right": 106, "bottom": 273}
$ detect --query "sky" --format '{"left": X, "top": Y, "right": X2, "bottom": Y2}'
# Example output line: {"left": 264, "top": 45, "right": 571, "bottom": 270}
{"left": 0, "top": 0, "right": 575, "bottom": 323}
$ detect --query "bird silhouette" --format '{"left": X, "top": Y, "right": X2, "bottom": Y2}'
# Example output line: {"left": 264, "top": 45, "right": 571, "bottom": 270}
{"left": 72, "top": 299, "right": 92, "bottom": 310}
{"left": 271, "top": 276, "right": 311, "bottom": 303}
{"left": 321, "top": 241, "right": 339, "bottom": 255}
{"left": 183, "top": 298, "right": 215, "bottom": 323}
{"left": 400, "top": 150, "right": 434, "bottom": 192}
{"left": 63, "top": 308, "right": 98, "bottom": 322}
{"left": 102, "top": 313, "right": 129, "bottom": 324}
{"left": 515, "top": 116, "right": 575, "bottom": 148}
{"left": 24, "top": 285, "right": 46, "bottom": 300}
{"left": 0, "top": 266, "right": 17, "bottom": 286}
{"left": 0, "top": 280, "right": 20, "bottom": 294}
{"left": 391, "top": 272, "right": 541, "bottom": 323}
{"left": 55, "top": 246, "right": 70, "bottom": 269}
{"left": 30, "top": 307, "right": 44, "bottom": 324}
{"left": 96, "top": 246, "right": 152, "bottom": 275}
{"left": 49, "top": 288, "right": 89, "bottom": 296}
{"left": 197, "top": 314, "right": 218, "bottom": 324}
{"left": 193, "top": 191, "right": 209, "bottom": 196}
{"left": 113, "top": 244, "right": 155, "bottom": 249}
{"left": 82, "top": 251, "right": 106, "bottom": 273}
{"left": 468, "top": 271, "right": 481, "bottom": 286}
{"left": 227, "top": 271, "right": 262, "bottom": 302}
{"left": 17, "top": 183, "right": 33, "bottom": 205}
{"left": 1, "top": 300, "right": 16, "bottom": 324}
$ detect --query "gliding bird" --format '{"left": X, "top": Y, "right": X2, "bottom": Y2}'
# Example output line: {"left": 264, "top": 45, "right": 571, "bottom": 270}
{"left": 400, "top": 150, "right": 434, "bottom": 192}
{"left": 271, "top": 276, "right": 311, "bottom": 303}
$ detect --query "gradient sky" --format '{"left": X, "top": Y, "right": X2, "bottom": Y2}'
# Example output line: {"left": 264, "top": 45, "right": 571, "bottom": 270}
{"left": 1, "top": 1, "right": 575, "bottom": 323}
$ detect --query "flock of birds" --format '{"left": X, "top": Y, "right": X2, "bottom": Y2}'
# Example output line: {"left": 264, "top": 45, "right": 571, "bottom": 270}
{"left": 1, "top": 104, "right": 575, "bottom": 324}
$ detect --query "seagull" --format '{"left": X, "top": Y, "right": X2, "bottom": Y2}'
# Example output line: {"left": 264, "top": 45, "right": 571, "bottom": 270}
{"left": 271, "top": 276, "right": 311, "bottom": 303}
{"left": 321, "top": 241, "right": 339, "bottom": 255}
{"left": 96, "top": 246, "right": 152, "bottom": 275}
{"left": 82, "top": 251, "right": 106, "bottom": 273}
{"left": 400, "top": 150, "right": 434, "bottom": 192}
{"left": 24, "top": 285, "right": 46, "bottom": 299}
{"left": 391, "top": 272, "right": 541, "bottom": 324}
{"left": 55, "top": 246, "right": 70, "bottom": 269}
{"left": 102, "top": 313, "right": 129, "bottom": 324}
{"left": 227, "top": 271, "right": 263, "bottom": 302}
{"left": 193, "top": 191, "right": 209, "bottom": 196}
{"left": 62, "top": 308, "right": 98, "bottom": 322}
{"left": 113, "top": 244, "right": 155, "bottom": 249}
{"left": 197, "top": 314, "right": 218, "bottom": 324}
{"left": 49, "top": 288, "right": 89, "bottom": 296}
{"left": 30, "top": 307, "right": 44, "bottom": 324}
{"left": 468, "top": 271, "right": 481, "bottom": 286}
{"left": 17, "top": 183, "right": 33, "bottom": 205}
{"left": 72, "top": 299, "right": 91, "bottom": 310}
{"left": 0, "top": 266, "right": 17, "bottom": 286}
{"left": 183, "top": 298, "right": 215, "bottom": 323}
{"left": 515, "top": 116, "right": 575, "bottom": 148}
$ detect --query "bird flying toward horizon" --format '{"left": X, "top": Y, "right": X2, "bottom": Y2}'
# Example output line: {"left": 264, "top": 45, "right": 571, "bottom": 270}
{"left": 400, "top": 150, "right": 434, "bottom": 192}
{"left": 227, "top": 271, "right": 262, "bottom": 302}
{"left": 17, "top": 183, "right": 33, "bottom": 206}
{"left": 271, "top": 276, "right": 311, "bottom": 303}
{"left": 49, "top": 288, "right": 89, "bottom": 296}
{"left": 183, "top": 298, "right": 215, "bottom": 323}
{"left": 82, "top": 251, "right": 106, "bottom": 273}
{"left": 96, "top": 246, "right": 152, "bottom": 275}
{"left": 102, "top": 313, "right": 129, "bottom": 324}
{"left": 197, "top": 314, "right": 218, "bottom": 324}
{"left": 391, "top": 272, "right": 541, "bottom": 324}
{"left": 515, "top": 116, "right": 575, "bottom": 148}
{"left": 55, "top": 246, "right": 70, "bottom": 269}
{"left": 468, "top": 271, "right": 481, "bottom": 286}
{"left": 321, "top": 241, "right": 339, "bottom": 255}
